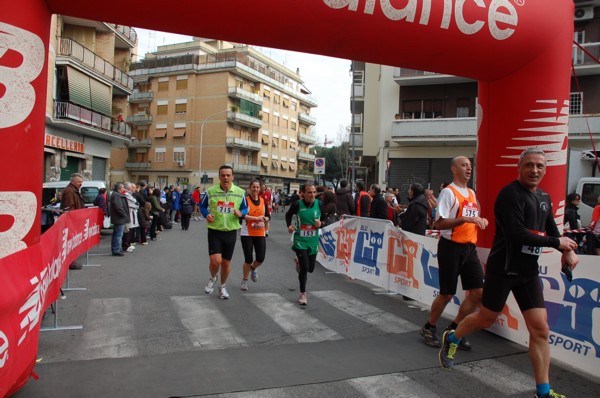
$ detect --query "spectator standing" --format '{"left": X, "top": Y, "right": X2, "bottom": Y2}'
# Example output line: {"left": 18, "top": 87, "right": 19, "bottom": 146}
{"left": 122, "top": 182, "right": 140, "bottom": 253}
{"left": 61, "top": 173, "right": 85, "bottom": 269}
{"left": 321, "top": 190, "right": 338, "bottom": 226}
{"left": 368, "top": 184, "right": 388, "bottom": 220}
{"left": 439, "top": 149, "right": 578, "bottom": 398}
{"left": 335, "top": 179, "right": 355, "bottom": 216}
{"left": 272, "top": 190, "right": 280, "bottom": 214}
{"left": 399, "top": 183, "right": 429, "bottom": 235}
{"left": 240, "top": 179, "right": 270, "bottom": 291}
{"left": 384, "top": 193, "right": 400, "bottom": 225}
{"left": 179, "top": 188, "right": 194, "bottom": 230}
{"left": 148, "top": 188, "right": 164, "bottom": 241}
{"left": 171, "top": 186, "right": 181, "bottom": 223}
{"left": 286, "top": 182, "right": 322, "bottom": 306}
{"left": 109, "top": 182, "right": 130, "bottom": 256}
{"left": 93, "top": 187, "right": 108, "bottom": 216}
{"left": 192, "top": 187, "right": 202, "bottom": 220}
{"left": 200, "top": 165, "right": 248, "bottom": 299}
{"left": 564, "top": 193, "right": 581, "bottom": 230}
{"left": 355, "top": 181, "right": 372, "bottom": 217}
{"left": 420, "top": 156, "right": 488, "bottom": 351}
{"left": 138, "top": 202, "right": 151, "bottom": 245}
{"left": 589, "top": 194, "right": 600, "bottom": 255}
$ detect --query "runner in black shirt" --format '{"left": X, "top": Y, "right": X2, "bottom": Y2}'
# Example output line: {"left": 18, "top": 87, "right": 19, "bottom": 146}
{"left": 439, "top": 148, "right": 579, "bottom": 398}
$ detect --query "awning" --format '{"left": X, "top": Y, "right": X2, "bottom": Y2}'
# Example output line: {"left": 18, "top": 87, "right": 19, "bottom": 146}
{"left": 261, "top": 158, "right": 269, "bottom": 167}
{"left": 64, "top": 151, "right": 86, "bottom": 159}
{"left": 280, "top": 162, "right": 287, "bottom": 170}
{"left": 261, "top": 136, "right": 269, "bottom": 145}
{"left": 153, "top": 130, "right": 167, "bottom": 138}
{"left": 272, "top": 160, "right": 279, "bottom": 168}
{"left": 289, "top": 163, "right": 296, "bottom": 171}
{"left": 173, "top": 129, "right": 186, "bottom": 138}
{"left": 272, "top": 139, "right": 278, "bottom": 147}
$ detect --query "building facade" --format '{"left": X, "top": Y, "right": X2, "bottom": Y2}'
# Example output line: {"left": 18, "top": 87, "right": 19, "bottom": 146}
{"left": 112, "top": 38, "right": 318, "bottom": 193}
{"left": 351, "top": 4, "right": 600, "bottom": 203}
{"left": 43, "top": 16, "right": 135, "bottom": 187}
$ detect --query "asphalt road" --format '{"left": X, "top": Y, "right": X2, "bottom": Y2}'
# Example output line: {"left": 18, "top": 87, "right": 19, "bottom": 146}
{"left": 14, "top": 211, "right": 600, "bottom": 398}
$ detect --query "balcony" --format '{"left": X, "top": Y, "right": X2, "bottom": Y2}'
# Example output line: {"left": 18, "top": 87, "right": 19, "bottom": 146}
{"left": 51, "top": 101, "right": 131, "bottom": 146}
{"left": 104, "top": 23, "right": 137, "bottom": 48}
{"left": 568, "top": 114, "right": 600, "bottom": 143}
{"left": 298, "top": 93, "right": 318, "bottom": 107}
{"left": 298, "top": 132, "right": 317, "bottom": 145}
{"left": 298, "top": 112, "right": 317, "bottom": 126}
{"left": 128, "top": 138, "right": 152, "bottom": 148}
{"left": 127, "top": 114, "right": 153, "bottom": 126}
{"left": 56, "top": 37, "right": 134, "bottom": 94}
{"left": 225, "top": 136, "right": 262, "bottom": 151}
{"left": 228, "top": 87, "right": 262, "bottom": 105}
{"left": 297, "top": 170, "right": 314, "bottom": 180}
{"left": 573, "top": 41, "right": 600, "bottom": 76}
{"left": 393, "top": 68, "right": 475, "bottom": 87}
{"left": 227, "top": 111, "right": 263, "bottom": 129}
{"left": 297, "top": 152, "right": 316, "bottom": 162}
{"left": 231, "top": 162, "right": 260, "bottom": 174}
{"left": 129, "top": 91, "right": 154, "bottom": 103}
{"left": 125, "top": 162, "right": 152, "bottom": 170}
{"left": 391, "top": 117, "right": 477, "bottom": 145}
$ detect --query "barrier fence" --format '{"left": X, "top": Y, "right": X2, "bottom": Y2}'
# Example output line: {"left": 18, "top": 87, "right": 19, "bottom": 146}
{"left": 317, "top": 216, "right": 600, "bottom": 379}
{"left": 0, "top": 208, "right": 102, "bottom": 397}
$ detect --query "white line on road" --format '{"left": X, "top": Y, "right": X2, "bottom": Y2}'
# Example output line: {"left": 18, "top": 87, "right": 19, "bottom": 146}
{"left": 311, "top": 290, "right": 420, "bottom": 334}
{"left": 171, "top": 296, "right": 248, "bottom": 349}
{"left": 348, "top": 373, "right": 441, "bottom": 398}
{"left": 245, "top": 292, "right": 343, "bottom": 343}
{"left": 455, "top": 359, "right": 533, "bottom": 394}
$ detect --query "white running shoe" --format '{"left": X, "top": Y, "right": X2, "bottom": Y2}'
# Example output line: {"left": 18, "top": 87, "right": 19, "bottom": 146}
{"left": 126, "top": 245, "right": 135, "bottom": 253}
{"left": 298, "top": 292, "right": 307, "bottom": 305}
{"left": 251, "top": 269, "right": 258, "bottom": 282}
{"left": 205, "top": 276, "right": 217, "bottom": 294}
{"left": 219, "top": 284, "right": 230, "bottom": 299}
{"left": 240, "top": 279, "right": 248, "bottom": 291}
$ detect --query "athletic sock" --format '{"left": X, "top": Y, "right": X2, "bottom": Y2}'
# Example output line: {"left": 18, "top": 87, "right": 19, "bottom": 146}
{"left": 449, "top": 322, "right": 458, "bottom": 330}
{"left": 448, "top": 331, "right": 461, "bottom": 344}
{"left": 425, "top": 322, "right": 436, "bottom": 329}
{"left": 536, "top": 383, "right": 550, "bottom": 397}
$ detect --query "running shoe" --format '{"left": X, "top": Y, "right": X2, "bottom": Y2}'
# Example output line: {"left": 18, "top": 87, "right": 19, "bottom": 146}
{"left": 251, "top": 269, "right": 258, "bottom": 282}
{"left": 298, "top": 292, "right": 307, "bottom": 305}
{"left": 439, "top": 330, "right": 458, "bottom": 369}
{"left": 141, "top": 242, "right": 149, "bottom": 245}
{"left": 205, "top": 276, "right": 217, "bottom": 294}
{"left": 126, "top": 245, "right": 135, "bottom": 253}
{"left": 240, "top": 279, "right": 248, "bottom": 291}
{"left": 420, "top": 326, "right": 441, "bottom": 348}
{"left": 446, "top": 326, "right": 472, "bottom": 351}
{"left": 219, "top": 284, "right": 230, "bottom": 299}
{"left": 534, "top": 390, "right": 566, "bottom": 398}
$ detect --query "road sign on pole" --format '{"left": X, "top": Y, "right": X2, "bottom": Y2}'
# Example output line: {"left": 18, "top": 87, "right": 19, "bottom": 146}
{"left": 314, "top": 157, "right": 325, "bottom": 174}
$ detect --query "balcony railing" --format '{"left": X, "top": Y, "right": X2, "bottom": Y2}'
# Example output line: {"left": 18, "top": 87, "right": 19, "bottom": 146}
{"left": 57, "top": 37, "right": 134, "bottom": 93}
{"left": 297, "top": 152, "right": 316, "bottom": 162}
{"left": 298, "top": 93, "right": 318, "bottom": 107}
{"left": 298, "top": 112, "right": 317, "bottom": 126}
{"left": 126, "top": 114, "right": 153, "bottom": 126}
{"left": 297, "top": 170, "right": 314, "bottom": 179}
{"left": 128, "top": 138, "right": 152, "bottom": 148}
{"left": 231, "top": 162, "right": 260, "bottom": 173}
{"left": 298, "top": 132, "right": 317, "bottom": 144}
{"left": 125, "top": 162, "right": 152, "bottom": 170}
{"left": 129, "top": 91, "right": 154, "bottom": 103}
{"left": 391, "top": 117, "right": 477, "bottom": 144}
{"left": 104, "top": 23, "right": 137, "bottom": 46}
{"left": 225, "top": 136, "right": 262, "bottom": 151}
{"left": 227, "top": 111, "right": 263, "bottom": 128}
{"left": 54, "top": 101, "right": 131, "bottom": 138}
{"left": 228, "top": 87, "right": 262, "bottom": 105}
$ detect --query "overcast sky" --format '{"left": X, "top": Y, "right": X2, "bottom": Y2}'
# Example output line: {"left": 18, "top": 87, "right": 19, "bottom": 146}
{"left": 134, "top": 29, "right": 352, "bottom": 146}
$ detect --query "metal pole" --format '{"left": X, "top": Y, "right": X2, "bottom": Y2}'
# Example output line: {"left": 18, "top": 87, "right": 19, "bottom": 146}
{"left": 351, "top": 64, "right": 356, "bottom": 186}
{"left": 199, "top": 109, "right": 229, "bottom": 187}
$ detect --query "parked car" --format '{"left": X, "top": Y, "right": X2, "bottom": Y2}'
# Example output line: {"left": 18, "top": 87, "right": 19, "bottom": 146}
{"left": 42, "top": 180, "right": 107, "bottom": 208}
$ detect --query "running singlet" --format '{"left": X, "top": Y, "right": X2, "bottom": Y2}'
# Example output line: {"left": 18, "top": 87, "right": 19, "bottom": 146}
{"left": 240, "top": 195, "right": 266, "bottom": 237}
{"left": 293, "top": 199, "right": 321, "bottom": 255}
{"left": 444, "top": 185, "right": 479, "bottom": 244}
{"left": 487, "top": 180, "right": 561, "bottom": 276}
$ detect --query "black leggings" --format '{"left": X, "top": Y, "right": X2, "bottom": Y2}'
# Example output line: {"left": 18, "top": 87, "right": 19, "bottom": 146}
{"left": 294, "top": 248, "right": 317, "bottom": 293}
{"left": 241, "top": 236, "right": 266, "bottom": 264}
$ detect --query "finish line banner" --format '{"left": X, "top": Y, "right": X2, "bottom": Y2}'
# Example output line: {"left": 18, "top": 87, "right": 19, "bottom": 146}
{"left": 317, "top": 216, "right": 599, "bottom": 379}
{"left": 0, "top": 208, "right": 102, "bottom": 397}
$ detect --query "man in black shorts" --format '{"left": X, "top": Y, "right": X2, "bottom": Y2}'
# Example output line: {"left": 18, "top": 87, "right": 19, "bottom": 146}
{"left": 421, "top": 156, "right": 488, "bottom": 350}
{"left": 439, "top": 148, "right": 579, "bottom": 398}
{"left": 199, "top": 165, "right": 248, "bottom": 299}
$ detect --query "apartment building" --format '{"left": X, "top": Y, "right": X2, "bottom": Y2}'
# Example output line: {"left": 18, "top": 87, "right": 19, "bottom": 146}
{"left": 112, "top": 38, "right": 318, "bottom": 193}
{"left": 43, "top": 16, "right": 135, "bottom": 185}
{"left": 351, "top": 3, "right": 600, "bottom": 203}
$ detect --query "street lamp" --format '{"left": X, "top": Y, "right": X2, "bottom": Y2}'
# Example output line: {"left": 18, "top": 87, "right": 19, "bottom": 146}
{"left": 199, "top": 109, "right": 230, "bottom": 187}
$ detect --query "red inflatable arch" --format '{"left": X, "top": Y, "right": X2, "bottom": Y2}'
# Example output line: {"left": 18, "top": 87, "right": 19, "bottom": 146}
{"left": 0, "top": 0, "right": 574, "bottom": 394}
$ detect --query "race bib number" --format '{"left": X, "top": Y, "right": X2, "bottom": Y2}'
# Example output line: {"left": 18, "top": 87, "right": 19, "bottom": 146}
{"left": 521, "top": 230, "right": 545, "bottom": 256}
{"left": 299, "top": 225, "right": 317, "bottom": 237}
{"left": 217, "top": 201, "right": 235, "bottom": 214}
{"left": 461, "top": 201, "right": 479, "bottom": 218}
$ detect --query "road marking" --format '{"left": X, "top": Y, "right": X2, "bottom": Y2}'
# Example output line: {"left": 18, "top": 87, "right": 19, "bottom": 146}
{"left": 171, "top": 296, "right": 248, "bottom": 349}
{"left": 455, "top": 359, "right": 533, "bottom": 394}
{"left": 311, "top": 290, "right": 420, "bottom": 333}
{"left": 348, "top": 373, "right": 441, "bottom": 398}
{"left": 245, "top": 292, "right": 343, "bottom": 343}
{"left": 76, "top": 298, "right": 138, "bottom": 360}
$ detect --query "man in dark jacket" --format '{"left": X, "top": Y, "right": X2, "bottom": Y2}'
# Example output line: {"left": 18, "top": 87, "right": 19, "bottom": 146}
{"left": 335, "top": 179, "right": 355, "bottom": 216}
{"left": 399, "top": 183, "right": 429, "bottom": 235}
{"left": 368, "top": 184, "right": 388, "bottom": 220}
{"left": 355, "top": 181, "right": 372, "bottom": 217}
{"left": 110, "top": 182, "right": 130, "bottom": 256}
{"left": 61, "top": 173, "right": 85, "bottom": 269}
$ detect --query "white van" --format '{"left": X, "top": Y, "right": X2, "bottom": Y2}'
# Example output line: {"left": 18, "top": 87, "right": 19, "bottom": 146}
{"left": 575, "top": 177, "right": 600, "bottom": 226}
{"left": 42, "top": 180, "right": 107, "bottom": 208}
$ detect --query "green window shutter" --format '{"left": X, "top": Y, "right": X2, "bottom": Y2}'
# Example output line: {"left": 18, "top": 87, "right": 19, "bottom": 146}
{"left": 67, "top": 66, "right": 91, "bottom": 109}
{"left": 89, "top": 78, "right": 112, "bottom": 116}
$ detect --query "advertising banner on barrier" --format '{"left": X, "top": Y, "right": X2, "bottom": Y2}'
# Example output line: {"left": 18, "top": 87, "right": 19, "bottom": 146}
{"left": 318, "top": 217, "right": 599, "bottom": 378}
{"left": 0, "top": 208, "right": 102, "bottom": 397}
